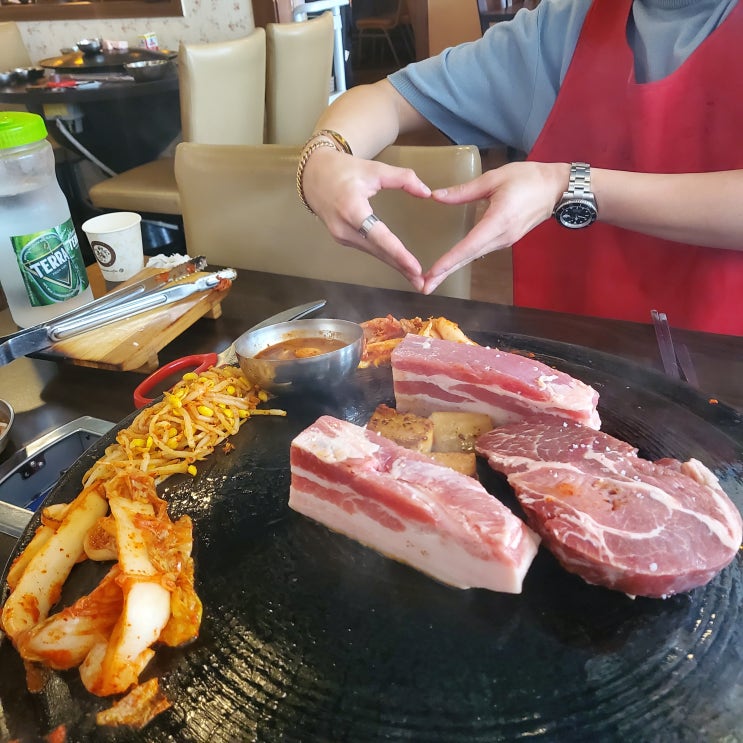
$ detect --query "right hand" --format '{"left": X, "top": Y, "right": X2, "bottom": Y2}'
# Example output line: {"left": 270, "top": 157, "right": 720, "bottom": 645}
{"left": 302, "top": 147, "right": 433, "bottom": 292}
{"left": 422, "top": 161, "right": 569, "bottom": 294}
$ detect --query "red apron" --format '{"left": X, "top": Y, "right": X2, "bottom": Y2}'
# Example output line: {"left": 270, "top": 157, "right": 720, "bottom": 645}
{"left": 516, "top": 0, "right": 743, "bottom": 335}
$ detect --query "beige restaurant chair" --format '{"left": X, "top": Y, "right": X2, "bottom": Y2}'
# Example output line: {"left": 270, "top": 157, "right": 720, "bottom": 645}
{"left": 179, "top": 34, "right": 266, "bottom": 145}
{"left": 427, "top": 0, "right": 483, "bottom": 56}
{"left": 0, "top": 22, "right": 74, "bottom": 162}
{"left": 265, "top": 12, "right": 334, "bottom": 145}
{"left": 174, "top": 141, "right": 482, "bottom": 298}
{"left": 0, "top": 22, "right": 33, "bottom": 115}
{"left": 274, "top": 0, "right": 350, "bottom": 97}
{"left": 0, "top": 22, "right": 32, "bottom": 70}
{"left": 88, "top": 29, "right": 267, "bottom": 217}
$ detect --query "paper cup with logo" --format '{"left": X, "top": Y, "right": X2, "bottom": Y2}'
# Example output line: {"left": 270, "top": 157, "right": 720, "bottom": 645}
{"left": 82, "top": 212, "right": 145, "bottom": 284}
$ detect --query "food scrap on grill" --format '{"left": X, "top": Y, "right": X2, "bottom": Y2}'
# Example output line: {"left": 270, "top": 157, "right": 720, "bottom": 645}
{"left": 96, "top": 677, "right": 172, "bottom": 729}
{"left": 358, "top": 315, "right": 476, "bottom": 367}
{"left": 0, "top": 365, "right": 283, "bottom": 728}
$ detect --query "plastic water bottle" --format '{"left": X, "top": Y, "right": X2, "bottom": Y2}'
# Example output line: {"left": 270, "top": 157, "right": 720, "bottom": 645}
{"left": 0, "top": 111, "right": 94, "bottom": 328}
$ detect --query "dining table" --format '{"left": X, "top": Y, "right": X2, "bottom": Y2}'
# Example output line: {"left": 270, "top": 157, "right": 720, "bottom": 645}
{"left": 0, "top": 63, "right": 181, "bottom": 175}
{"left": 0, "top": 266, "right": 741, "bottom": 741}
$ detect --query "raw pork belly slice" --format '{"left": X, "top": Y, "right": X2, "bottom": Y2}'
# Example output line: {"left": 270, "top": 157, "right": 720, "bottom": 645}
{"left": 289, "top": 415, "right": 540, "bottom": 593}
{"left": 391, "top": 334, "right": 600, "bottom": 429}
{"left": 476, "top": 419, "right": 743, "bottom": 598}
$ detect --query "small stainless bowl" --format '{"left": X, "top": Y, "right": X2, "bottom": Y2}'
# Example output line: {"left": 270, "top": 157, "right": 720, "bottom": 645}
{"left": 123, "top": 59, "right": 171, "bottom": 82}
{"left": 236, "top": 319, "right": 364, "bottom": 394}
{"left": 0, "top": 400, "right": 14, "bottom": 455}
{"left": 12, "top": 67, "right": 29, "bottom": 83}
{"left": 0, "top": 70, "right": 15, "bottom": 86}
{"left": 77, "top": 38, "right": 102, "bottom": 55}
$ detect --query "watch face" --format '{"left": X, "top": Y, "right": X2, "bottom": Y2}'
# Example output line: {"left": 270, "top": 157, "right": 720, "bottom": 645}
{"left": 557, "top": 201, "right": 597, "bottom": 229}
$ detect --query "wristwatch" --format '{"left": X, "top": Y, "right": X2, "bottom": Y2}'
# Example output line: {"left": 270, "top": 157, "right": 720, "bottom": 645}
{"left": 553, "top": 162, "right": 598, "bottom": 229}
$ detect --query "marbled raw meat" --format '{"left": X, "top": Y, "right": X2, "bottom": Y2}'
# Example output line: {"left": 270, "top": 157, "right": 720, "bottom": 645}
{"left": 391, "top": 334, "right": 600, "bottom": 429}
{"left": 476, "top": 418, "right": 743, "bottom": 597}
{"left": 289, "top": 415, "right": 540, "bottom": 593}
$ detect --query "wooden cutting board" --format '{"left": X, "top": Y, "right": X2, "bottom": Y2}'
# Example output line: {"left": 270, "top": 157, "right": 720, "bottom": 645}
{"left": 40, "top": 266, "right": 230, "bottom": 373}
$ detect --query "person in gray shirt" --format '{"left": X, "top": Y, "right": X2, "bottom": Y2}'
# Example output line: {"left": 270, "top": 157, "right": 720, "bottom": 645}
{"left": 298, "top": 0, "right": 743, "bottom": 333}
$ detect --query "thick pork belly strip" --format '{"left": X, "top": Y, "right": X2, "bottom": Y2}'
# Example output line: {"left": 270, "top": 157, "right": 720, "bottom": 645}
{"left": 289, "top": 416, "right": 540, "bottom": 593}
{"left": 391, "top": 334, "right": 601, "bottom": 429}
{"left": 476, "top": 419, "right": 743, "bottom": 598}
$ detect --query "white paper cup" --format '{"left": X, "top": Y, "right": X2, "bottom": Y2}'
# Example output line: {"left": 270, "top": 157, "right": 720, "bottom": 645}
{"left": 82, "top": 212, "right": 145, "bottom": 284}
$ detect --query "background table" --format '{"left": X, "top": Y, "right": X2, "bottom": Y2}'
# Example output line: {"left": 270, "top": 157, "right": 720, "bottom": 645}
{"left": 0, "top": 72, "right": 181, "bottom": 174}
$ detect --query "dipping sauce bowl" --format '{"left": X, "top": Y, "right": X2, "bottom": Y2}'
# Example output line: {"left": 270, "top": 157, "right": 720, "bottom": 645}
{"left": 236, "top": 319, "right": 364, "bottom": 394}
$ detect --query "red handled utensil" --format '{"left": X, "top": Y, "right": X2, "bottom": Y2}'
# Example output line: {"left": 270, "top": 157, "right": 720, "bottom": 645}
{"left": 132, "top": 299, "right": 326, "bottom": 408}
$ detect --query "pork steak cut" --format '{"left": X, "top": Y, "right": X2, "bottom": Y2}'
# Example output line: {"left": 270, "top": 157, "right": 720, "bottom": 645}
{"left": 290, "top": 415, "right": 540, "bottom": 593}
{"left": 391, "top": 334, "right": 601, "bottom": 429}
{"left": 476, "top": 419, "right": 743, "bottom": 598}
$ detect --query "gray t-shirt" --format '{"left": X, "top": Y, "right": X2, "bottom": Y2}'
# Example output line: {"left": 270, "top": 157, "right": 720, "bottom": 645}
{"left": 388, "top": 0, "right": 737, "bottom": 152}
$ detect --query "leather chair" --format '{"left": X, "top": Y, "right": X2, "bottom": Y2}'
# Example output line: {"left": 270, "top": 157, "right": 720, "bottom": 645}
{"left": 0, "top": 22, "right": 32, "bottom": 70}
{"left": 265, "top": 12, "right": 334, "bottom": 144}
{"left": 88, "top": 29, "right": 267, "bottom": 217}
{"left": 427, "top": 0, "right": 483, "bottom": 56}
{"left": 179, "top": 34, "right": 266, "bottom": 145}
{"left": 174, "top": 141, "right": 482, "bottom": 298}
{"left": 0, "top": 22, "right": 33, "bottom": 115}
{"left": 0, "top": 23, "right": 74, "bottom": 169}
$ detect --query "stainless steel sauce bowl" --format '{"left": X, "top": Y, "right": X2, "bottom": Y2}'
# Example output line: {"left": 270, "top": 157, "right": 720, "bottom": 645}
{"left": 236, "top": 319, "right": 364, "bottom": 394}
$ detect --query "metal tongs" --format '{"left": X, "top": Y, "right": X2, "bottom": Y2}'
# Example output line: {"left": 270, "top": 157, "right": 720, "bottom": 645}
{"left": 0, "top": 258, "right": 235, "bottom": 366}
{"left": 650, "top": 309, "right": 699, "bottom": 388}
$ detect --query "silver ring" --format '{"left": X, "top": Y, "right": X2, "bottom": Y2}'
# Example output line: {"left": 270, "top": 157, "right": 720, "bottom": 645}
{"left": 358, "top": 214, "right": 380, "bottom": 239}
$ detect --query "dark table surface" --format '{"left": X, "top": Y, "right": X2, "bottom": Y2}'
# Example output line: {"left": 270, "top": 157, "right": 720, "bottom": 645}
{"left": 37, "top": 48, "right": 176, "bottom": 74}
{"left": 0, "top": 73, "right": 179, "bottom": 106}
{"left": 1, "top": 267, "right": 742, "bottom": 741}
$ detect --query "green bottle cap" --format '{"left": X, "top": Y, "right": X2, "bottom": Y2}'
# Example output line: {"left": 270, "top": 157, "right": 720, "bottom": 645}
{"left": 0, "top": 111, "right": 49, "bottom": 150}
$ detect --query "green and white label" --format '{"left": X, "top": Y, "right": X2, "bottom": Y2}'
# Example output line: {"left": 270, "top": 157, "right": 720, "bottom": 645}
{"left": 11, "top": 218, "right": 90, "bottom": 307}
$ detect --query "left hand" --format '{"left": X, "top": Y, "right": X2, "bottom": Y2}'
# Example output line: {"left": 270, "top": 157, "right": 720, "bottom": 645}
{"left": 422, "top": 161, "right": 569, "bottom": 294}
{"left": 303, "top": 148, "right": 432, "bottom": 291}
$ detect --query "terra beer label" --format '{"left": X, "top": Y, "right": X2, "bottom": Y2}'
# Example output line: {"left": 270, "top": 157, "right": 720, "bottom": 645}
{"left": 10, "top": 218, "right": 90, "bottom": 307}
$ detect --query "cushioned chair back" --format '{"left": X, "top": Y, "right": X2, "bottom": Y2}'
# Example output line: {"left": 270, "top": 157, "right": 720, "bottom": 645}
{"left": 174, "top": 142, "right": 481, "bottom": 298}
{"left": 88, "top": 31, "right": 267, "bottom": 216}
{"left": 0, "top": 22, "right": 32, "bottom": 70}
{"left": 179, "top": 31, "right": 266, "bottom": 145}
{"left": 265, "top": 12, "right": 334, "bottom": 145}
{"left": 427, "top": 0, "right": 482, "bottom": 56}
{"left": 0, "top": 23, "right": 33, "bottom": 115}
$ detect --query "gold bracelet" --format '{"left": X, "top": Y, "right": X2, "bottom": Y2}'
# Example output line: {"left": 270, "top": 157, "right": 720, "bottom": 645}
{"left": 312, "top": 129, "right": 353, "bottom": 155}
{"left": 296, "top": 139, "right": 338, "bottom": 214}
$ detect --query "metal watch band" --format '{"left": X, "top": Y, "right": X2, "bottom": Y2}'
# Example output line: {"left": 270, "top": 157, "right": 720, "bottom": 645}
{"left": 567, "top": 162, "right": 592, "bottom": 198}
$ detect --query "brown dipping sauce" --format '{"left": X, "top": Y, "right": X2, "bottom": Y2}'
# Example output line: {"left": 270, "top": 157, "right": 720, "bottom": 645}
{"left": 255, "top": 336, "right": 347, "bottom": 361}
